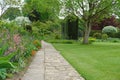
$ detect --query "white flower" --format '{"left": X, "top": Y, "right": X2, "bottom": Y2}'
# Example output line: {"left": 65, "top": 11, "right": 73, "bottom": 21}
{"left": 14, "top": 16, "right": 31, "bottom": 26}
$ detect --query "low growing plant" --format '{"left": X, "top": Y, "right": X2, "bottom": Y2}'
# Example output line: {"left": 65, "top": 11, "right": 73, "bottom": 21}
{"left": 93, "top": 32, "right": 102, "bottom": 39}
{"left": 102, "top": 34, "right": 108, "bottom": 41}
{"left": 102, "top": 26, "right": 117, "bottom": 37}
{"left": 88, "top": 37, "right": 96, "bottom": 44}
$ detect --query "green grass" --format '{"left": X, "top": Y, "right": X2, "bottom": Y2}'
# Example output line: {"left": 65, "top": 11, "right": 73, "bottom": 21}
{"left": 53, "top": 42, "right": 120, "bottom": 80}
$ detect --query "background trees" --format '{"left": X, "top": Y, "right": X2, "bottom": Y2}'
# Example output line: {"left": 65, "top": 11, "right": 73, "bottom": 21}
{"left": 92, "top": 16, "right": 119, "bottom": 30}
{"left": 22, "top": 0, "right": 60, "bottom": 21}
{"left": 0, "top": 7, "right": 21, "bottom": 20}
{"left": 0, "top": 0, "right": 21, "bottom": 15}
{"left": 61, "top": 0, "right": 118, "bottom": 44}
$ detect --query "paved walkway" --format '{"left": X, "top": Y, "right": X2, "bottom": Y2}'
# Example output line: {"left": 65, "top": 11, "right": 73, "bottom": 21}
{"left": 22, "top": 41, "right": 84, "bottom": 80}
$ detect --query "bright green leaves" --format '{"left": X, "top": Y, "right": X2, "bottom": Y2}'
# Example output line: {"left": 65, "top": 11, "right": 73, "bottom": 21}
{"left": 22, "top": 0, "right": 60, "bottom": 21}
{"left": 0, "top": 69, "right": 7, "bottom": 80}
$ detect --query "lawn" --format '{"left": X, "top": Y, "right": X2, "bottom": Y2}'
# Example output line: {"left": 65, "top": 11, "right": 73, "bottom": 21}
{"left": 53, "top": 42, "right": 120, "bottom": 80}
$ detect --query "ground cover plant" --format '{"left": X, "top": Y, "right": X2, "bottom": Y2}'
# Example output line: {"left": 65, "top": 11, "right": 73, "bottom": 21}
{"left": 54, "top": 42, "right": 120, "bottom": 80}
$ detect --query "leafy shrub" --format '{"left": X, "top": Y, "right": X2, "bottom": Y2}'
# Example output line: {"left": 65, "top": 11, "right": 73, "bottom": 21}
{"left": 0, "top": 20, "right": 42, "bottom": 80}
{"left": 88, "top": 37, "right": 96, "bottom": 44}
{"left": 55, "top": 34, "right": 61, "bottom": 39}
{"left": 102, "top": 26, "right": 117, "bottom": 33}
{"left": 93, "top": 32, "right": 102, "bottom": 39}
{"left": 0, "top": 52, "right": 16, "bottom": 80}
{"left": 102, "top": 34, "right": 108, "bottom": 40}
{"left": 102, "top": 26, "right": 117, "bottom": 37}
{"left": 32, "top": 20, "right": 61, "bottom": 39}
{"left": 33, "top": 40, "right": 41, "bottom": 49}
{"left": 14, "top": 16, "right": 31, "bottom": 27}
{"left": 32, "top": 21, "right": 51, "bottom": 38}
{"left": 0, "top": 69, "right": 7, "bottom": 80}
{"left": 24, "top": 43, "right": 37, "bottom": 57}
{"left": 90, "top": 30, "right": 101, "bottom": 36}
{"left": 113, "top": 28, "right": 120, "bottom": 38}
{"left": 18, "top": 27, "right": 28, "bottom": 35}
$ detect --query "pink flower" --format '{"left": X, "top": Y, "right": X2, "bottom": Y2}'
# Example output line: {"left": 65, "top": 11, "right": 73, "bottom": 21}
{"left": 13, "top": 34, "right": 21, "bottom": 45}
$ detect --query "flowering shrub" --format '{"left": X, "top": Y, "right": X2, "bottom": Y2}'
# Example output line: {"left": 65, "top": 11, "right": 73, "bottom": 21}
{"left": 0, "top": 20, "right": 41, "bottom": 79}
{"left": 31, "top": 50, "right": 36, "bottom": 56}
{"left": 33, "top": 40, "right": 41, "bottom": 49}
{"left": 13, "top": 34, "right": 21, "bottom": 46}
{"left": 14, "top": 16, "right": 31, "bottom": 26}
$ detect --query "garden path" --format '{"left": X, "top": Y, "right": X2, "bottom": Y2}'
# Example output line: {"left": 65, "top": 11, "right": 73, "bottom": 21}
{"left": 22, "top": 41, "right": 84, "bottom": 80}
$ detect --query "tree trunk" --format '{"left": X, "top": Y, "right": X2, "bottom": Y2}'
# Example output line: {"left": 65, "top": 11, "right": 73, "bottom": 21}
{"left": 83, "top": 22, "right": 91, "bottom": 44}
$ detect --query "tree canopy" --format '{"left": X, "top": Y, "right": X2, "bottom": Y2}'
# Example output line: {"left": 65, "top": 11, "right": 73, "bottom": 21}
{"left": 0, "top": 7, "right": 21, "bottom": 20}
{"left": 22, "top": 0, "right": 60, "bottom": 21}
{"left": 0, "top": 0, "right": 21, "bottom": 15}
{"left": 61, "top": 0, "right": 119, "bottom": 44}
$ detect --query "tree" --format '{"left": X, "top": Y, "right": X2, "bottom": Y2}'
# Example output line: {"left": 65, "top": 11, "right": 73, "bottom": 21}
{"left": 0, "top": 7, "right": 21, "bottom": 20}
{"left": 22, "top": 0, "right": 60, "bottom": 21}
{"left": 0, "top": 0, "right": 21, "bottom": 15}
{"left": 92, "top": 16, "right": 119, "bottom": 30}
{"left": 61, "top": 0, "right": 117, "bottom": 44}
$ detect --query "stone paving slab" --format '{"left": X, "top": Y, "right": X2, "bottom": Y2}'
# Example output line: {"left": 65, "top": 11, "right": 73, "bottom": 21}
{"left": 42, "top": 41, "right": 84, "bottom": 80}
{"left": 22, "top": 41, "right": 84, "bottom": 80}
{"left": 22, "top": 50, "right": 45, "bottom": 80}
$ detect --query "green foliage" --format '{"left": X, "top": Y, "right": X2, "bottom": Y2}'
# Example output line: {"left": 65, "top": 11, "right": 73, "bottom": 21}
{"left": 48, "top": 40, "right": 74, "bottom": 44}
{"left": 90, "top": 30, "right": 101, "bottom": 36}
{"left": 23, "top": 0, "right": 60, "bottom": 21}
{"left": 65, "top": 14, "right": 78, "bottom": 22}
{"left": 0, "top": 69, "right": 7, "bottom": 80}
{"left": 0, "top": 61, "right": 15, "bottom": 69}
{"left": 32, "top": 21, "right": 51, "bottom": 38}
{"left": 0, "top": 44, "right": 9, "bottom": 56}
{"left": 18, "top": 27, "right": 28, "bottom": 35}
{"left": 0, "top": 7, "right": 21, "bottom": 20}
{"left": 88, "top": 37, "right": 96, "bottom": 44}
{"left": 102, "top": 34, "right": 108, "bottom": 40}
{"left": 0, "top": 20, "right": 42, "bottom": 79}
{"left": 102, "top": 26, "right": 117, "bottom": 33}
{"left": 113, "top": 28, "right": 120, "bottom": 38}
{"left": 0, "top": 0, "right": 21, "bottom": 15}
{"left": 0, "top": 53, "right": 16, "bottom": 80}
{"left": 33, "top": 40, "right": 41, "bottom": 48}
{"left": 107, "top": 38, "right": 120, "bottom": 43}
{"left": 32, "top": 20, "right": 61, "bottom": 39}
{"left": 62, "top": 0, "right": 117, "bottom": 44}
{"left": 93, "top": 33, "right": 102, "bottom": 39}
{"left": 63, "top": 13, "right": 79, "bottom": 40}
{"left": 102, "top": 26, "right": 118, "bottom": 37}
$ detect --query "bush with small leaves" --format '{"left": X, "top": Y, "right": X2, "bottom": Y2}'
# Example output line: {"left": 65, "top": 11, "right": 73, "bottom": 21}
{"left": 102, "top": 34, "right": 108, "bottom": 40}
{"left": 114, "top": 28, "right": 120, "bottom": 38}
{"left": 102, "top": 26, "right": 117, "bottom": 37}
{"left": 102, "top": 26, "right": 117, "bottom": 33}
{"left": 88, "top": 37, "right": 96, "bottom": 44}
{"left": 93, "top": 32, "right": 102, "bottom": 39}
